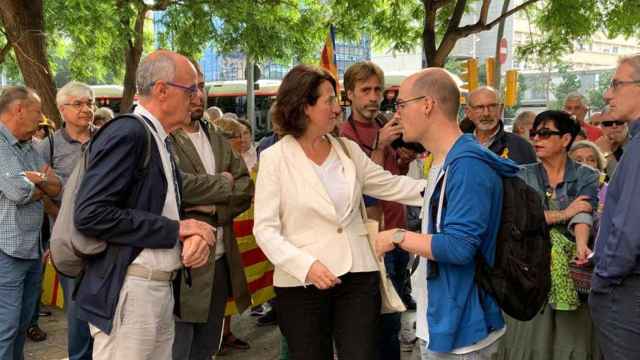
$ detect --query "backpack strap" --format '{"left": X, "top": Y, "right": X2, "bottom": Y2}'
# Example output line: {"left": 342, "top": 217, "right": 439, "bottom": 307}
{"left": 435, "top": 168, "right": 448, "bottom": 234}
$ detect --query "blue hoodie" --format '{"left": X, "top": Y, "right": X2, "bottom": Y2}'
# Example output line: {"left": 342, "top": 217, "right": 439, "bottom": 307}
{"left": 423, "top": 134, "right": 520, "bottom": 352}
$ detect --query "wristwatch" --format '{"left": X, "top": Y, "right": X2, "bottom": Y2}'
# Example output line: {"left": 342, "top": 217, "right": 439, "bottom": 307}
{"left": 392, "top": 229, "right": 406, "bottom": 247}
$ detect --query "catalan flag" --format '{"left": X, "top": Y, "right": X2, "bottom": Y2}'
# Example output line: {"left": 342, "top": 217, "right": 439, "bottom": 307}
{"left": 225, "top": 170, "right": 275, "bottom": 315}
{"left": 320, "top": 25, "right": 338, "bottom": 84}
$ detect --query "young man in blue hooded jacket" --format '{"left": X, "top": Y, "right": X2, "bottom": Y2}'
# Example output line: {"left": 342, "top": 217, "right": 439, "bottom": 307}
{"left": 376, "top": 68, "right": 520, "bottom": 359}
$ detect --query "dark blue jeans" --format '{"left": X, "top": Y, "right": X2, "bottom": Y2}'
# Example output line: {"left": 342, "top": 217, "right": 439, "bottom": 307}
{"left": 58, "top": 274, "right": 93, "bottom": 360}
{"left": 377, "top": 248, "right": 410, "bottom": 360}
{"left": 0, "top": 251, "right": 42, "bottom": 360}
{"left": 590, "top": 274, "right": 640, "bottom": 360}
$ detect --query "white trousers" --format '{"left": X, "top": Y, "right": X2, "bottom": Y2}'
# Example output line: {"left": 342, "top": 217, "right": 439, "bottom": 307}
{"left": 90, "top": 276, "right": 175, "bottom": 360}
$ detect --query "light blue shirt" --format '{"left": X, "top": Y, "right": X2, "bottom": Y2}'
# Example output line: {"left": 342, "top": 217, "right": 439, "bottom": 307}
{"left": 0, "top": 122, "right": 45, "bottom": 259}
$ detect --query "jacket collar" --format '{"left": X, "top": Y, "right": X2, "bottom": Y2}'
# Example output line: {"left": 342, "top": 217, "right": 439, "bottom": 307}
{"left": 280, "top": 134, "right": 357, "bottom": 222}
{"left": 536, "top": 157, "right": 579, "bottom": 192}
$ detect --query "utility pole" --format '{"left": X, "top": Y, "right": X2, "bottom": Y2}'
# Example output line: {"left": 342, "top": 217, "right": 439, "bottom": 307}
{"left": 246, "top": 58, "right": 256, "bottom": 142}
{"left": 494, "top": 0, "right": 511, "bottom": 91}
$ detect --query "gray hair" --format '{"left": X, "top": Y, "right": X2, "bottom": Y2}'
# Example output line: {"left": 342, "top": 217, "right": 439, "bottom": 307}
{"left": 513, "top": 111, "right": 536, "bottom": 131}
{"left": 94, "top": 107, "right": 114, "bottom": 121}
{"left": 618, "top": 54, "right": 640, "bottom": 80}
{"left": 56, "top": 81, "right": 94, "bottom": 107}
{"left": 570, "top": 140, "right": 607, "bottom": 172}
{"left": 207, "top": 106, "right": 223, "bottom": 121}
{"left": 0, "top": 86, "right": 40, "bottom": 115}
{"left": 136, "top": 52, "right": 177, "bottom": 97}
{"left": 564, "top": 92, "right": 588, "bottom": 108}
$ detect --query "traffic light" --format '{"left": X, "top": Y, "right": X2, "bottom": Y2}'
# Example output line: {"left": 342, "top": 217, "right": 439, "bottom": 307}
{"left": 460, "top": 58, "right": 479, "bottom": 91}
{"left": 504, "top": 70, "right": 518, "bottom": 107}
{"left": 485, "top": 57, "right": 496, "bottom": 87}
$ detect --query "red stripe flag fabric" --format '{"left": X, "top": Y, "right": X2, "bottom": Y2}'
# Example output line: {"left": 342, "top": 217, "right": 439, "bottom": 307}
{"left": 320, "top": 25, "right": 338, "bottom": 86}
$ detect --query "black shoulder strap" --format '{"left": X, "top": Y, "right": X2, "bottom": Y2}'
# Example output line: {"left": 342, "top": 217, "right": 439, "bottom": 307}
{"left": 47, "top": 131, "right": 55, "bottom": 167}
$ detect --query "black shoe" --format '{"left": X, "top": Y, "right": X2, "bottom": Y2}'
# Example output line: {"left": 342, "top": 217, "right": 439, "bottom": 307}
{"left": 256, "top": 309, "right": 277, "bottom": 326}
{"left": 27, "top": 325, "right": 47, "bottom": 342}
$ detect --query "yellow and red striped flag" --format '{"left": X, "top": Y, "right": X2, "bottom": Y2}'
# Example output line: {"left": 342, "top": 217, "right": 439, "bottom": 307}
{"left": 320, "top": 25, "right": 338, "bottom": 87}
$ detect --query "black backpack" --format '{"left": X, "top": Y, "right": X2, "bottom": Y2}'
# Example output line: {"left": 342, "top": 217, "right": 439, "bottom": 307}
{"left": 474, "top": 176, "right": 551, "bottom": 321}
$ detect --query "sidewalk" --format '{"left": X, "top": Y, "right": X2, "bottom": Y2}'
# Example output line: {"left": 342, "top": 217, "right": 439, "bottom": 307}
{"left": 25, "top": 306, "right": 417, "bottom": 360}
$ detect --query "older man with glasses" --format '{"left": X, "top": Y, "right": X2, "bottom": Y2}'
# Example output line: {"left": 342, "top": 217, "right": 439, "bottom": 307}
{"left": 464, "top": 86, "right": 537, "bottom": 165}
{"left": 34, "top": 81, "right": 96, "bottom": 360}
{"left": 590, "top": 54, "right": 640, "bottom": 360}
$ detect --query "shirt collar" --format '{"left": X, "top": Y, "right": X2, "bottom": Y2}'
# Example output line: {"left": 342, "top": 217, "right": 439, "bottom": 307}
{"left": 134, "top": 105, "right": 168, "bottom": 141}
{"left": 0, "top": 122, "right": 20, "bottom": 146}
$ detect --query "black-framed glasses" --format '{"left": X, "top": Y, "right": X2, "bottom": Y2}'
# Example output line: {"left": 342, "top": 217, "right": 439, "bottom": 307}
{"left": 608, "top": 79, "right": 640, "bottom": 91}
{"left": 63, "top": 100, "right": 95, "bottom": 111}
{"left": 530, "top": 128, "right": 563, "bottom": 140}
{"left": 165, "top": 81, "right": 198, "bottom": 98}
{"left": 396, "top": 96, "right": 426, "bottom": 110}
{"left": 600, "top": 120, "right": 625, "bottom": 127}
{"left": 470, "top": 103, "right": 499, "bottom": 112}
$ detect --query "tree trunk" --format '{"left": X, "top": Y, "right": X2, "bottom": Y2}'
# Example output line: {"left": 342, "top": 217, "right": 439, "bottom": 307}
{"left": 422, "top": 1, "right": 438, "bottom": 67}
{"left": 0, "top": 0, "right": 62, "bottom": 126}
{"left": 119, "top": 2, "right": 147, "bottom": 114}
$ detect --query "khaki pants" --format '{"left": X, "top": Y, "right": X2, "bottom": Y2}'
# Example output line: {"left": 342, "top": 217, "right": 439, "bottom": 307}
{"left": 90, "top": 276, "right": 175, "bottom": 360}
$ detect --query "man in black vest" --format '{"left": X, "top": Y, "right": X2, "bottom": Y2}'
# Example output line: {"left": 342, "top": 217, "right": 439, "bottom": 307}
{"left": 465, "top": 86, "right": 536, "bottom": 165}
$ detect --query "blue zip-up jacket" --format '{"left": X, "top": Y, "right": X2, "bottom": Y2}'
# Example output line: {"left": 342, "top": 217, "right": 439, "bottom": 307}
{"left": 423, "top": 135, "right": 520, "bottom": 352}
{"left": 592, "top": 120, "right": 640, "bottom": 290}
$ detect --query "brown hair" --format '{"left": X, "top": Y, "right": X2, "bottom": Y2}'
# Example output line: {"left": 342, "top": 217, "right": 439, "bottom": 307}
{"left": 272, "top": 64, "right": 337, "bottom": 138}
{"left": 343, "top": 61, "right": 384, "bottom": 94}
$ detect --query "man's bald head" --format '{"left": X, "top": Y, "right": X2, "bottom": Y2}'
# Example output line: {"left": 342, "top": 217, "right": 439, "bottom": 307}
{"left": 136, "top": 50, "right": 195, "bottom": 97}
{"left": 468, "top": 86, "right": 498, "bottom": 105}
{"left": 407, "top": 68, "right": 460, "bottom": 120}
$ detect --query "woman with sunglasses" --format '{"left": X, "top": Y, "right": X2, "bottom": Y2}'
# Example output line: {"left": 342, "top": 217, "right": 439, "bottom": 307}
{"left": 498, "top": 110, "right": 600, "bottom": 360}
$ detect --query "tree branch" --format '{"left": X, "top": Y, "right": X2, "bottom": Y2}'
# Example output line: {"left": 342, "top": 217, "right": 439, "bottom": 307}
{"left": 456, "top": 0, "right": 539, "bottom": 37}
{"left": 479, "top": 0, "right": 490, "bottom": 25}
{"left": 0, "top": 42, "right": 11, "bottom": 64}
{"left": 445, "top": 0, "right": 468, "bottom": 34}
{"left": 149, "top": 0, "right": 179, "bottom": 11}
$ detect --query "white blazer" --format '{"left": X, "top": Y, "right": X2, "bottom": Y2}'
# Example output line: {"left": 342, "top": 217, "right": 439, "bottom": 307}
{"left": 253, "top": 135, "right": 427, "bottom": 287}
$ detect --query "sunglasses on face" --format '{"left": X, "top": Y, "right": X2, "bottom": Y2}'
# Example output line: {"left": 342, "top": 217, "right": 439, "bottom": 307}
{"left": 600, "top": 120, "right": 625, "bottom": 127}
{"left": 529, "top": 128, "right": 563, "bottom": 140}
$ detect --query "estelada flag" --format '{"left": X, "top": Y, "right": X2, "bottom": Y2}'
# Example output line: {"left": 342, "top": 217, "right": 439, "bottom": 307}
{"left": 320, "top": 25, "right": 338, "bottom": 88}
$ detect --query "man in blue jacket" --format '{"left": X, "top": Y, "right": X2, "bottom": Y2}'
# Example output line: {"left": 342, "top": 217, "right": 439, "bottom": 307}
{"left": 590, "top": 54, "right": 640, "bottom": 360}
{"left": 73, "top": 50, "right": 215, "bottom": 360}
{"left": 376, "top": 68, "right": 519, "bottom": 358}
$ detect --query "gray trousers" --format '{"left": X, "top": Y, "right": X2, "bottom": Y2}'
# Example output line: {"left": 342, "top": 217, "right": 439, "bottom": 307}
{"left": 172, "top": 257, "right": 229, "bottom": 360}
{"left": 590, "top": 274, "right": 640, "bottom": 360}
{"left": 90, "top": 276, "right": 175, "bottom": 360}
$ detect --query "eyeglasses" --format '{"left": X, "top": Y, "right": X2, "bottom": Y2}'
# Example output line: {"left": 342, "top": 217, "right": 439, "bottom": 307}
{"left": 600, "top": 120, "right": 625, "bottom": 127}
{"left": 530, "top": 128, "right": 564, "bottom": 140}
{"left": 470, "top": 103, "right": 499, "bottom": 112}
{"left": 608, "top": 79, "right": 640, "bottom": 91}
{"left": 63, "top": 101, "right": 95, "bottom": 111}
{"left": 396, "top": 96, "right": 425, "bottom": 110}
{"left": 165, "top": 82, "right": 198, "bottom": 98}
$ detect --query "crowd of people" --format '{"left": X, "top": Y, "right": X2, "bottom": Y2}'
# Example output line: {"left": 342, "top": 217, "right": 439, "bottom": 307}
{"left": 0, "top": 48, "right": 638, "bottom": 360}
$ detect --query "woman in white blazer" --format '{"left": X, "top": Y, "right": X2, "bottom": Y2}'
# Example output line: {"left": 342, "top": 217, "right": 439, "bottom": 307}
{"left": 253, "top": 64, "right": 426, "bottom": 360}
